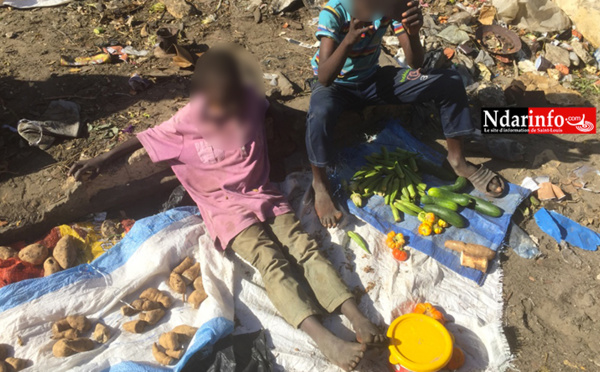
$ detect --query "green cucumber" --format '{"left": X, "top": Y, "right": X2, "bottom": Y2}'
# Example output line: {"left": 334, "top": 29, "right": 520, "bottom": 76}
{"left": 463, "top": 194, "right": 503, "bottom": 217}
{"left": 420, "top": 195, "right": 459, "bottom": 211}
{"left": 423, "top": 205, "right": 466, "bottom": 228}
{"left": 428, "top": 188, "right": 472, "bottom": 207}
{"left": 439, "top": 176, "right": 467, "bottom": 192}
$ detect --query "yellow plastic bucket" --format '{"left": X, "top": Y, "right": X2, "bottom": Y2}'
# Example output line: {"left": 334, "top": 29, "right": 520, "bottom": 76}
{"left": 387, "top": 313, "right": 453, "bottom": 372}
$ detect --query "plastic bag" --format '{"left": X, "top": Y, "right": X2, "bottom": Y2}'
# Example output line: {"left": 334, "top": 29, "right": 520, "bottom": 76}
{"left": 437, "top": 25, "right": 471, "bottom": 45}
{"left": 516, "top": 0, "right": 571, "bottom": 32}
{"left": 181, "top": 330, "right": 272, "bottom": 372}
{"left": 493, "top": 0, "right": 519, "bottom": 23}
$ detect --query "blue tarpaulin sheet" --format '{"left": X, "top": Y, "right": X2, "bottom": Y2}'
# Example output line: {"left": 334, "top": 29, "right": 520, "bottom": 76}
{"left": 338, "top": 121, "right": 530, "bottom": 285}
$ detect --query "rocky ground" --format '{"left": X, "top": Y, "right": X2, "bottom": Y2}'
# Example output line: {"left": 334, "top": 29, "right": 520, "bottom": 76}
{"left": 1, "top": 0, "right": 600, "bottom": 370}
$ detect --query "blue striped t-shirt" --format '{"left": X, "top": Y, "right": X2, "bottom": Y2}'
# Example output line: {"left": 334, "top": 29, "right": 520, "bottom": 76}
{"left": 311, "top": 0, "right": 405, "bottom": 84}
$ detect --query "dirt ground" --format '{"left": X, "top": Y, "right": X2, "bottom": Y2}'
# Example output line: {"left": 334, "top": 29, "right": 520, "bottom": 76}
{"left": 1, "top": 0, "right": 600, "bottom": 370}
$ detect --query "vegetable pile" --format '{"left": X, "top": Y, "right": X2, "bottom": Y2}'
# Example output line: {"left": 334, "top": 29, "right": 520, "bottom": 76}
{"left": 348, "top": 147, "right": 503, "bottom": 235}
{"left": 0, "top": 344, "right": 27, "bottom": 371}
{"left": 152, "top": 325, "right": 198, "bottom": 365}
{"left": 51, "top": 315, "right": 110, "bottom": 358}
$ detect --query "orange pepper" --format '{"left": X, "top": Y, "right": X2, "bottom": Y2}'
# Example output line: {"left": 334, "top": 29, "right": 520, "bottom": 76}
{"left": 386, "top": 231, "right": 405, "bottom": 250}
{"left": 413, "top": 303, "right": 428, "bottom": 314}
{"left": 418, "top": 223, "right": 432, "bottom": 236}
{"left": 413, "top": 302, "right": 446, "bottom": 325}
{"left": 424, "top": 212, "right": 437, "bottom": 225}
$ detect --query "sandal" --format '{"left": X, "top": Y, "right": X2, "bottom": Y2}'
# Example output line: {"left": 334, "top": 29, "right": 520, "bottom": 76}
{"left": 467, "top": 164, "right": 506, "bottom": 198}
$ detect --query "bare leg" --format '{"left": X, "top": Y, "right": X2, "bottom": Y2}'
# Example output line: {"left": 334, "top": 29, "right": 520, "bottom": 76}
{"left": 311, "top": 165, "right": 343, "bottom": 228}
{"left": 446, "top": 137, "right": 502, "bottom": 194}
{"left": 340, "top": 298, "right": 387, "bottom": 345}
{"left": 300, "top": 315, "right": 366, "bottom": 371}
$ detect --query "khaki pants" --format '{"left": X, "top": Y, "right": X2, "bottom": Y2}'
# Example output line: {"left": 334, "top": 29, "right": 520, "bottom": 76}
{"left": 230, "top": 213, "right": 353, "bottom": 328}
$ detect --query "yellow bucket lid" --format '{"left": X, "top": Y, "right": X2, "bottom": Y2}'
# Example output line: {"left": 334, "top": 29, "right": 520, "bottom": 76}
{"left": 387, "top": 313, "right": 453, "bottom": 372}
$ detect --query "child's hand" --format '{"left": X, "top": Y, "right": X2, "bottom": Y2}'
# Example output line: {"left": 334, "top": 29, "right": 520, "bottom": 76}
{"left": 344, "top": 18, "right": 373, "bottom": 46}
{"left": 68, "top": 156, "right": 107, "bottom": 181}
{"left": 401, "top": 1, "right": 423, "bottom": 36}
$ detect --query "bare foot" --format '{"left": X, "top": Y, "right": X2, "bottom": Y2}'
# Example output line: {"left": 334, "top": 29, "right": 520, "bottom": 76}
{"left": 351, "top": 316, "right": 387, "bottom": 345}
{"left": 313, "top": 181, "right": 343, "bottom": 228}
{"left": 340, "top": 299, "right": 387, "bottom": 345}
{"left": 300, "top": 315, "right": 366, "bottom": 371}
{"left": 316, "top": 331, "right": 366, "bottom": 371}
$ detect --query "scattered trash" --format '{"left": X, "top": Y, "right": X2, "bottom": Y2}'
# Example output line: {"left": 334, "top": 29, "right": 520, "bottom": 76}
{"left": 506, "top": 223, "right": 541, "bottom": 259}
{"left": 518, "top": 59, "right": 536, "bottom": 73}
{"left": 570, "top": 165, "right": 600, "bottom": 193}
{"left": 172, "top": 44, "right": 196, "bottom": 68}
{"left": 478, "top": 5, "right": 497, "bottom": 26}
{"left": 60, "top": 53, "right": 111, "bottom": 66}
{"left": 534, "top": 56, "right": 554, "bottom": 71}
{"left": 262, "top": 73, "right": 278, "bottom": 86}
{"left": 103, "top": 46, "right": 133, "bottom": 63}
{"left": 1, "top": 0, "right": 71, "bottom": 9}
{"left": 271, "top": 0, "right": 297, "bottom": 14}
{"left": 161, "top": 185, "right": 189, "bottom": 212}
{"left": 282, "top": 37, "right": 319, "bottom": 49}
{"left": 520, "top": 177, "right": 541, "bottom": 192}
{"left": 93, "top": 27, "right": 105, "bottom": 35}
{"left": 128, "top": 73, "right": 152, "bottom": 93}
{"left": 534, "top": 208, "right": 600, "bottom": 251}
{"left": 536, "top": 182, "right": 566, "bottom": 201}
{"left": 383, "top": 36, "right": 400, "bottom": 47}
{"left": 154, "top": 27, "right": 180, "bottom": 58}
{"left": 476, "top": 25, "right": 521, "bottom": 55}
{"left": 477, "top": 63, "right": 492, "bottom": 81}
{"left": 121, "top": 46, "right": 149, "bottom": 57}
{"left": 474, "top": 50, "right": 495, "bottom": 68}
{"left": 437, "top": 24, "right": 470, "bottom": 45}
{"left": 447, "top": 11, "right": 472, "bottom": 26}
{"left": 17, "top": 100, "right": 81, "bottom": 150}
{"left": 202, "top": 14, "right": 217, "bottom": 24}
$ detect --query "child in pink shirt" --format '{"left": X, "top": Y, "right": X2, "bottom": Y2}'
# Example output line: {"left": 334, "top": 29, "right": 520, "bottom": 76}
{"left": 69, "top": 48, "right": 385, "bottom": 371}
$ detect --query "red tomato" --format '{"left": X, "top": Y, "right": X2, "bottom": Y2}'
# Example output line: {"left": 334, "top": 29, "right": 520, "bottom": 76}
{"left": 393, "top": 249, "right": 408, "bottom": 261}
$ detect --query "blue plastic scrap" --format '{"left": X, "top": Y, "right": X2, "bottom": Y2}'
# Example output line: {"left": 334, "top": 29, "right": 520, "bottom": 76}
{"left": 534, "top": 208, "right": 600, "bottom": 251}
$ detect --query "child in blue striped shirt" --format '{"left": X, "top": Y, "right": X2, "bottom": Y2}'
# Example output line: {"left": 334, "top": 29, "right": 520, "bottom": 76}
{"left": 307, "top": 0, "right": 505, "bottom": 228}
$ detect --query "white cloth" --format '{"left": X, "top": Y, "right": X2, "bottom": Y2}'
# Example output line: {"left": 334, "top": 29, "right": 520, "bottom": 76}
{"left": 0, "top": 173, "right": 512, "bottom": 371}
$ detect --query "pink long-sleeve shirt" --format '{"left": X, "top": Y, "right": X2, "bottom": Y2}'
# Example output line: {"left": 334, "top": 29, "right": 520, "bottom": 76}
{"left": 137, "top": 90, "right": 292, "bottom": 250}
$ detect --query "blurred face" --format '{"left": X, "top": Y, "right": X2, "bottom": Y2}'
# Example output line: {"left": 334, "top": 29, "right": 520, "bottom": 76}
{"left": 202, "top": 77, "right": 244, "bottom": 125}
{"left": 352, "top": 0, "right": 409, "bottom": 21}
